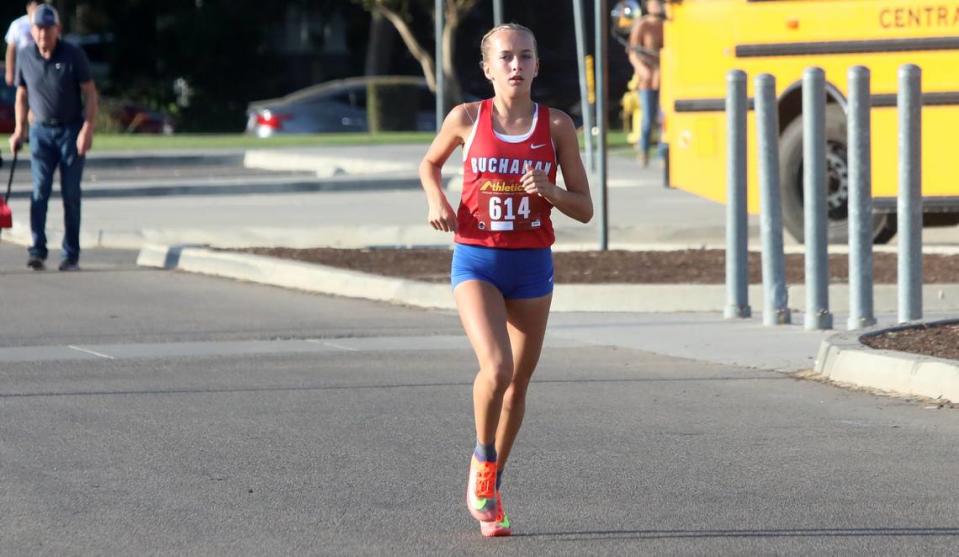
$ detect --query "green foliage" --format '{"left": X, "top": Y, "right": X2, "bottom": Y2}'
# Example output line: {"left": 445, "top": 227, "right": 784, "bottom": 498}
{"left": 74, "top": 0, "right": 287, "bottom": 132}
{"left": 93, "top": 98, "right": 126, "bottom": 134}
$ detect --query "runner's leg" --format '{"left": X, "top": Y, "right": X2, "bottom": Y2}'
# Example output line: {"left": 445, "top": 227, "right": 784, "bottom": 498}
{"left": 494, "top": 293, "right": 552, "bottom": 472}
{"left": 454, "top": 280, "right": 514, "bottom": 446}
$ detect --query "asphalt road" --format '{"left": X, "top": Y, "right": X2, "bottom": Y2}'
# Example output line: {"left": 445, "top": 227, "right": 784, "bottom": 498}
{"left": 1, "top": 245, "right": 958, "bottom": 556}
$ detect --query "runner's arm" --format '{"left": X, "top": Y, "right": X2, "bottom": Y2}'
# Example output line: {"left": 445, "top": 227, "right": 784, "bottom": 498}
{"left": 418, "top": 104, "right": 473, "bottom": 232}
{"left": 542, "top": 109, "right": 592, "bottom": 223}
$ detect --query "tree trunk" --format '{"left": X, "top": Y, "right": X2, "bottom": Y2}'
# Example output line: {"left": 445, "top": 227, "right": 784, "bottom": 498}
{"left": 442, "top": 3, "right": 464, "bottom": 109}
{"left": 375, "top": 1, "right": 474, "bottom": 116}
{"left": 365, "top": 10, "right": 395, "bottom": 76}
{"left": 376, "top": 5, "right": 437, "bottom": 92}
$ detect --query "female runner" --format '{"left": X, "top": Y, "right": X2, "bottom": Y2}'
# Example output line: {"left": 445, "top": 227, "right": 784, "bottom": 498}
{"left": 418, "top": 23, "right": 592, "bottom": 537}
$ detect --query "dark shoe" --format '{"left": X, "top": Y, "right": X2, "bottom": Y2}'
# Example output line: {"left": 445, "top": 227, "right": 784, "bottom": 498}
{"left": 58, "top": 260, "right": 80, "bottom": 272}
{"left": 27, "top": 256, "right": 45, "bottom": 271}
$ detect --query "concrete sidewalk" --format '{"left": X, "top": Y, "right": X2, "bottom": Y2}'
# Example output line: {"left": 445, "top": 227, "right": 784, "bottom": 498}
{"left": 1, "top": 143, "right": 765, "bottom": 250}
{"left": 5, "top": 143, "right": 958, "bottom": 251}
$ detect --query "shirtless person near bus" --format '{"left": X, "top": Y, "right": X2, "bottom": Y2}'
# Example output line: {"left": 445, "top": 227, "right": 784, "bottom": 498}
{"left": 628, "top": 0, "right": 665, "bottom": 167}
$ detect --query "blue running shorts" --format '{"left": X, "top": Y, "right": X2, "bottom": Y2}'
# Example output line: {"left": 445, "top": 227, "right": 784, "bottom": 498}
{"left": 450, "top": 243, "right": 554, "bottom": 299}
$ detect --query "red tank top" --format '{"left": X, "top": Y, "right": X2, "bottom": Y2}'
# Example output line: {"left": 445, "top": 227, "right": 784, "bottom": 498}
{"left": 455, "top": 98, "right": 557, "bottom": 249}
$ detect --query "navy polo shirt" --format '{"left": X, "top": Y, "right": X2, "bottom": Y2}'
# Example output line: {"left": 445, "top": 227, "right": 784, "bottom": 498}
{"left": 16, "top": 39, "right": 92, "bottom": 125}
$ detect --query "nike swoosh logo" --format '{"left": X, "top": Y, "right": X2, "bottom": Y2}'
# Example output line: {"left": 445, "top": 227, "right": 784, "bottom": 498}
{"left": 473, "top": 497, "right": 490, "bottom": 510}
{"left": 531, "top": 143, "right": 547, "bottom": 149}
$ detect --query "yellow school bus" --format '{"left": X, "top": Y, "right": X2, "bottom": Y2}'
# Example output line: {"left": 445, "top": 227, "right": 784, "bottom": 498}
{"left": 660, "top": 0, "right": 959, "bottom": 243}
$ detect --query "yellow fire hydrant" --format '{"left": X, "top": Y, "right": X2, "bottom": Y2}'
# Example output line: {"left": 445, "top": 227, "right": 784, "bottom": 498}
{"left": 621, "top": 75, "right": 641, "bottom": 146}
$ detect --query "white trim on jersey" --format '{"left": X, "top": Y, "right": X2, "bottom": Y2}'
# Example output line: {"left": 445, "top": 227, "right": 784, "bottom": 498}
{"left": 493, "top": 103, "right": 539, "bottom": 144}
{"left": 462, "top": 102, "right": 482, "bottom": 162}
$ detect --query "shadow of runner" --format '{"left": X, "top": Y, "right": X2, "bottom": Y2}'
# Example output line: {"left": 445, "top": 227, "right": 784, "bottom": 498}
{"left": 513, "top": 527, "right": 959, "bottom": 541}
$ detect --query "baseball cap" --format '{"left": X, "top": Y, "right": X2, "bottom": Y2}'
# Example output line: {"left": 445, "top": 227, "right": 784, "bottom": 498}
{"left": 32, "top": 4, "right": 60, "bottom": 28}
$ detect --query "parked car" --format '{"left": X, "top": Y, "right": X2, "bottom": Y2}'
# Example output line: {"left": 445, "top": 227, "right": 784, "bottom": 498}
{"left": 246, "top": 75, "right": 438, "bottom": 136}
{"left": 100, "top": 97, "right": 175, "bottom": 134}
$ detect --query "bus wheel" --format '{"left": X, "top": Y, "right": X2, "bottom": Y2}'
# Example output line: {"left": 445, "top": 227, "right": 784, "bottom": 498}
{"left": 778, "top": 105, "right": 896, "bottom": 245}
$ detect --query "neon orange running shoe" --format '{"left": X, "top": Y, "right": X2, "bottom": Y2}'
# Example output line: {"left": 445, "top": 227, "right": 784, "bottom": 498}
{"left": 480, "top": 492, "right": 512, "bottom": 537}
{"left": 466, "top": 456, "right": 498, "bottom": 522}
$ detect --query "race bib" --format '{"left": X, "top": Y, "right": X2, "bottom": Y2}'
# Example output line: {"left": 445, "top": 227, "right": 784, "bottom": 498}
{"left": 475, "top": 181, "right": 545, "bottom": 232}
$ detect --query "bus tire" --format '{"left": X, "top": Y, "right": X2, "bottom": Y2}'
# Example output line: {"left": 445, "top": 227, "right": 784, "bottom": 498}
{"left": 778, "top": 105, "right": 896, "bottom": 244}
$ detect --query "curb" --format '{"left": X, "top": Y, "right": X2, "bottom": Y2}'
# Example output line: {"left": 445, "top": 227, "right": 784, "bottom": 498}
{"left": 136, "top": 244, "right": 732, "bottom": 312}
{"left": 243, "top": 150, "right": 414, "bottom": 177}
{"left": 135, "top": 244, "right": 959, "bottom": 313}
{"left": 2, "top": 175, "right": 424, "bottom": 200}
{"left": 815, "top": 319, "right": 959, "bottom": 403}
{"left": 136, "top": 244, "right": 457, "bottom": 310}
{"left": 4, "top": 152, "right": 244, "bottom": 172}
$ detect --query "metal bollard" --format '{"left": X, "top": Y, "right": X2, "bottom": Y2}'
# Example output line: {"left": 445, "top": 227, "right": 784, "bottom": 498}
{"left": 898, "top": 64, "right": 923, "bottom": 322}
{"left": 802, "top": 68, "right": 832, "bottom": 330}
{"left": 847, "top": 66, "right": 877, "bottom": 330}
{"left": 725, "top": 70, "right": 751, "bottom": 319}
{"left": 755, "top": 74, "right": 791, "bottom": 326}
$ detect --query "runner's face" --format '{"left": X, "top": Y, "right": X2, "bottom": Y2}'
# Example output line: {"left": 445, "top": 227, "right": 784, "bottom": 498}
{"left": 483, "top": 30, "right": 539, "bottom": 97}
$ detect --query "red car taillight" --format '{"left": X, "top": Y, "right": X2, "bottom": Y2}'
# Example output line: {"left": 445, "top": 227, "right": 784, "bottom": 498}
{"left": 255, "top": 111, "right": 291, "bottom": 130}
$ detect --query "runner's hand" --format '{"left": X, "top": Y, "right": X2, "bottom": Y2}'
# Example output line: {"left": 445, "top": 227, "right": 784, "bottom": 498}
{"left": 521, "top": 168, "right": 556, "bottom": 201}
{"left": 428, "top": 199, "right": 458, "bottom": 232}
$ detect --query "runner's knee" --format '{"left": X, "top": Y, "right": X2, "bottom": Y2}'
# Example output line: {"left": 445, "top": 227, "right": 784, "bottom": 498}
{"left": 502, "top": 383, "right": 529, "bottom": 411}
{"left": 478, "top": 360, "right": 513, "bottom": 393}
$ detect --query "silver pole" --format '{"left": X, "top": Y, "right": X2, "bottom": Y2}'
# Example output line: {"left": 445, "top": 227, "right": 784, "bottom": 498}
{"left": 898, "top": 64, "right": 923, "bottom": 323}
{"left": 847, "top": 66, "right": 877, "bottom": 330}
{"left": 755, "top": 74, "right": 791, "bottom": 326}
{"left": 572, "top": 0, "right": 594, "bottom": 172}
{"left": 493, "top": 0, "right": 503, "bottom": 26}
{"left": 725, "top": 69, "right": 750, "bottom": 319}
{"left": 435, "top": 0, "right": 444, "bottom": 131}
{"left": 595, "top": 0, "right": 609, "bottom": 250}
{"left": 802, "top": 67, "right": 832, "bottom": 330}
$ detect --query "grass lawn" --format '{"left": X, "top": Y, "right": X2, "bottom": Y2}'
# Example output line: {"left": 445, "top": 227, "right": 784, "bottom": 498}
{"left": 89, "top": 130, "right": 632, "bottom": 152}
{"left": 7, "top": 130, "right": 632, "bottom": 154}
{"left": 91, "top": 132, "right": 438, "bottom": 151}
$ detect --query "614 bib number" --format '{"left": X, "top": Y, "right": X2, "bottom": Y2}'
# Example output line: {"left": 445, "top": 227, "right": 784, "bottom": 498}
{"left": 481, "top": 195, "right": 540, "bottom": 232}
{"left": 489, "top": 196, "right": 530, "bottom": 221}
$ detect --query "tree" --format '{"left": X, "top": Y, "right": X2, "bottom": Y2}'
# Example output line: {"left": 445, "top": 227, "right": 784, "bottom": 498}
{"left": 356, "top": 0, "right": 479, "bottom": 107}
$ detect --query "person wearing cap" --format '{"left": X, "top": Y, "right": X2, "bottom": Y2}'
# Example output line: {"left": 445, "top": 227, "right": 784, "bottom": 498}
{"left": 4, "top": 1, "right": 38, "bottom": 86}
{"left": 8, "top": 3, "right": 98, "bottom": 272}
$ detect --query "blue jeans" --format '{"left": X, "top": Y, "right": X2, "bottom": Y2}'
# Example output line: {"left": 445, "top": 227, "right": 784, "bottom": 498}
{"left": 638, "top": 89, "right": 661, "bottom": 155}
{"left": 29, "top": 122, "right": 85, "bottom": 262}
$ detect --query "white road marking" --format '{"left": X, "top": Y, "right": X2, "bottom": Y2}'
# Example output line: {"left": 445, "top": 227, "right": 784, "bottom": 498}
{"left": 306, "top": 339, "right": 359, "bottom": 352}
{"left": 67, "top": 345, "right": 116, "bottom": 360}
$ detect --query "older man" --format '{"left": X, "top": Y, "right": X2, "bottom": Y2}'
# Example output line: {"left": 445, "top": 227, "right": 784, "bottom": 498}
{"left": 4, "top": 1, "right": 38, "bottom": 86}
{"left": 9, "top": 3, "right": 98, "bottom": 271}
